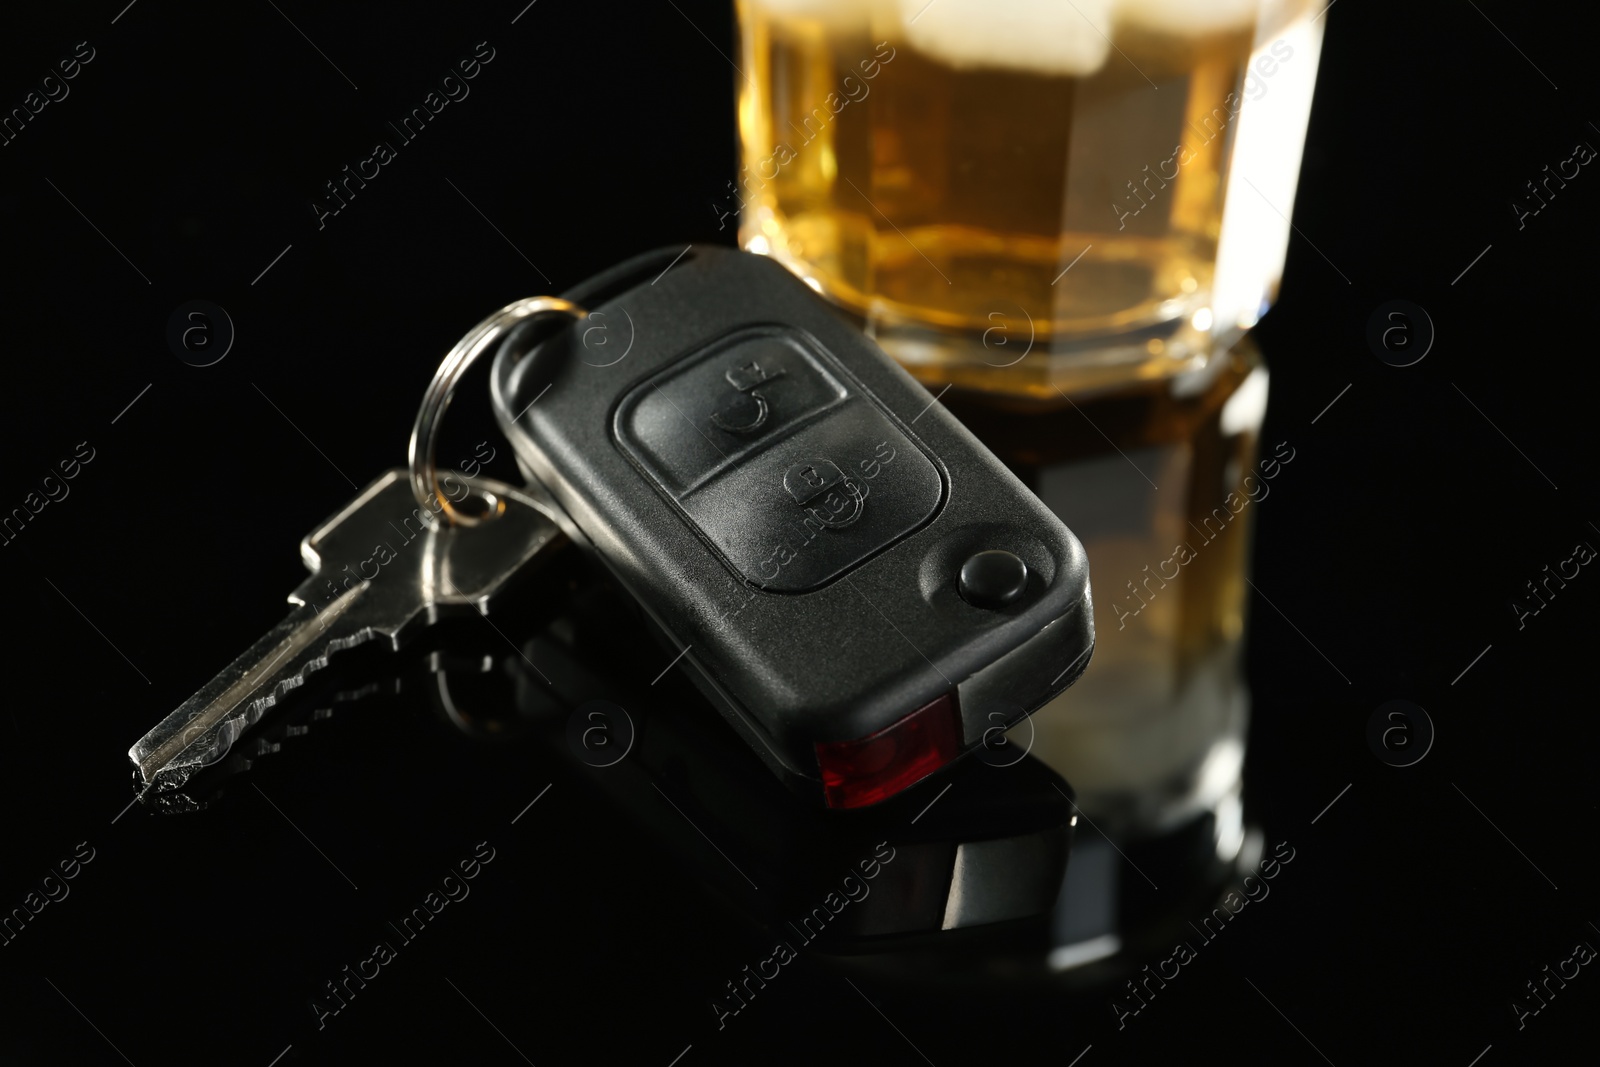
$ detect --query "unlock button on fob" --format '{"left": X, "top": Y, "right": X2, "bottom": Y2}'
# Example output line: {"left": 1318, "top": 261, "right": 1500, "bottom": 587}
{"left": 615, "top": 328, "right": 847, "bottom": 495}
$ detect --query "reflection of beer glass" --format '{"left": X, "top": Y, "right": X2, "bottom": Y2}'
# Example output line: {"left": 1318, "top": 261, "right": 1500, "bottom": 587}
{"left": 737, "top": 2, "right": 1327, "bottom": 903}
{"left": 733, "top": 0, "right": 1322, "bottom": 394}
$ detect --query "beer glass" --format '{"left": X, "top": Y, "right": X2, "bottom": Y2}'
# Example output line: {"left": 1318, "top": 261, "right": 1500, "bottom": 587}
{"left": 731, "top": 0, "right": 1322, "bottom": 393}
{"left": 734, "top": 0, "right": 1327, "bottom": 873}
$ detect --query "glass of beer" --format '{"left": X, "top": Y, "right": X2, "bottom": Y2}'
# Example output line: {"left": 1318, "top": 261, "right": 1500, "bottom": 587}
{"left": 735, "top": 1, "right": 1328, "bottom": 927}
{"left": 731, "top": 0, "right": 1323, "bottom": 396}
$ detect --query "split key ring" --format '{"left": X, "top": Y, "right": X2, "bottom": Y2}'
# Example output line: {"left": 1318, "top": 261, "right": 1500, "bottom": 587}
{"left": 408, "top": 295, "right": 588, "bottom": 526}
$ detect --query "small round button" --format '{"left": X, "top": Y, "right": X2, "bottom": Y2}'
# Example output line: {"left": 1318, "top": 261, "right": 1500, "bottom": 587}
{"left": 958, "top": 550, "right": 1029, "bottom": 608}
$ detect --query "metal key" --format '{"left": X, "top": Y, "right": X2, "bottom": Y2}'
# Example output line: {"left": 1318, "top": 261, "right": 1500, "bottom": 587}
{"left": 128, "top": 468, "right": 564, "bottom": 793}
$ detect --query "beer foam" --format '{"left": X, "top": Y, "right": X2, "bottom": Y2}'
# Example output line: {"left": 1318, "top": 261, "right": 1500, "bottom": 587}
{"left": 751, "top": 0, "right": 879, "bottom": 31}
{"left": 1116, "top": 0, "right": 1260, "bottom": 35}
{"left": 897, "top": 0, "right": 1117, "bottom": 77}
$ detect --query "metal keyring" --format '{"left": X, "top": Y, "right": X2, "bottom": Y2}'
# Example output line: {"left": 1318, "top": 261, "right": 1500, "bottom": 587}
{"left": 408, "top": 295, "right": 587, "bottom": 526}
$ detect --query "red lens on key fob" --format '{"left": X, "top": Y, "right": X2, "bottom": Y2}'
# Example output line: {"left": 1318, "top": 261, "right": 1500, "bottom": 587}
{"left": 815, "top": 691, "right": 961, "bottom": 809}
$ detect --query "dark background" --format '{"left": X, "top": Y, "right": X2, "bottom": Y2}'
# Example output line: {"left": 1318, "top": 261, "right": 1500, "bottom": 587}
{"left": 1, "top": 1, "right": 1596, "bottom": 1064}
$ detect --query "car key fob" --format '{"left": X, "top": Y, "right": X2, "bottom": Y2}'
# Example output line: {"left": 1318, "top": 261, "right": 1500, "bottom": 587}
{"left": 490, "top": 246, "right": 1093, "bottom": 809}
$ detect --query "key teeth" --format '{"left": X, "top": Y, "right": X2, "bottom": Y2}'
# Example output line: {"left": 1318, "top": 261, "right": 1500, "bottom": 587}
{"left": 130, "top": 471, "right": 564, "bottom": 798}
{"left": 138, "top": 681, "right": 389, "bottom": 807}
{"left": 140, "top": 693, "right": 274, "bottom": 792}
{"left": 134, "top": 625, "right": 384, "bottom": 791}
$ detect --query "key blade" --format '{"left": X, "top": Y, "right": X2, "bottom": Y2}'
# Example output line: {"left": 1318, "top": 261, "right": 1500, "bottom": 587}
{"left": 128, "top": 584, "right": 374, "bottom": 791}
{"left": 128, "top": 469, "right": 567, "bottom": 794}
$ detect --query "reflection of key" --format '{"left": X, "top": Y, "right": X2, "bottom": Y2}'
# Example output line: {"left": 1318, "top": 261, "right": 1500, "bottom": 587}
{"left": 128, "top": 469, "right": 564, "bottom": 794}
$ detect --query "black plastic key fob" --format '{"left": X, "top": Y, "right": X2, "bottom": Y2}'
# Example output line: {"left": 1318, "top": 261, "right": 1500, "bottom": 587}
{"left": 490, "top": 246, "right": 1093, "bottom": 809}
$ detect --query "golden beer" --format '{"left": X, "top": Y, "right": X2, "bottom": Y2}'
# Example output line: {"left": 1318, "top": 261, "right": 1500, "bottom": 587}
{"left": 734, "top": 0, "right": 1323, "bottom": 396}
